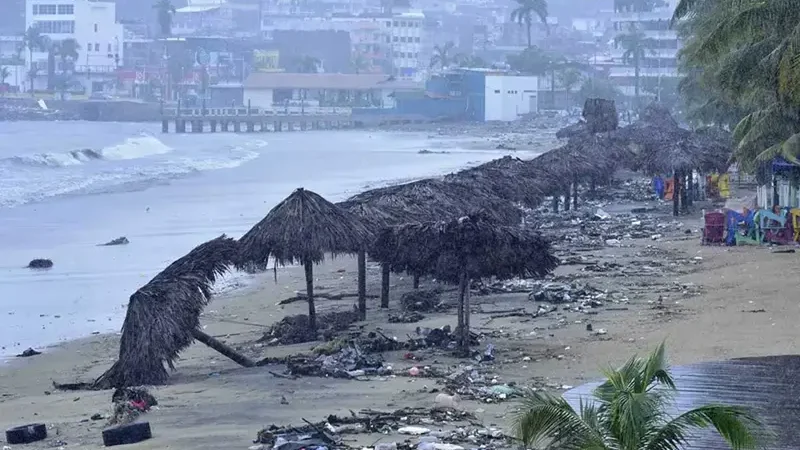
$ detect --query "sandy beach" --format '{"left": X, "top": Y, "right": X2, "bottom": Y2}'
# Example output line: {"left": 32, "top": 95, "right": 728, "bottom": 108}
{"left": 1, "top": 178, "right": 796, "bottom": 449}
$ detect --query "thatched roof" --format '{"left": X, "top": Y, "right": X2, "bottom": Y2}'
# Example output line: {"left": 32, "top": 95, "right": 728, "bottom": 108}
{"left": 239, "top": 188, "right": 372, "bottom": 267}
{"left": 443, "top": 156, "right": 545, "bottom": 208}
{"left": 343, "top": 178, "right": 523, "bottom": 226}
{"left": 335, "top": 199, "right": 410, "bottom": 235}
{"left": 94, "top": 235, "right": 238, "bottom": 388}
{"left": 612, "top": 104, "right": 732, "bottom": 175}
{"left": 371, "top": 213, "right": 559, "bottom": 284}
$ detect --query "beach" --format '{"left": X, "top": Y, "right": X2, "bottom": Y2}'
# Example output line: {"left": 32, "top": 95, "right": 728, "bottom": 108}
{"left": 1, "top": 170, "right": 797, "bottom": 448}
{"left": 0, "top": 121, "right": 557, "bottom": 356}
{"left": 0, "top": 119, "right": 795, "bottom": 449}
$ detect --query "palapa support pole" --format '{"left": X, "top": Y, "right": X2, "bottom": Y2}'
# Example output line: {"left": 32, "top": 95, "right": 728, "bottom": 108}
{"left": 551, "top": 194, "right": 559, "bottom": 213}
{"left": 686, "top": 171, "right": 694, "bottom": 207}
{"left": 672, "top": 170, "right": 681, "bottom": 217}
{"left": 589, "top": 177, "right": 597, "bottom": 198}
{"left": 572, "top": 176, "right": 579, "bottom": 210}
{"left": 463, "top": 276, "right": 471, "bottom": 353}
{"left": 563, "top": 186, "right": 571, "bottom": 211}
{"left": 457, "top": 271, "right": 467, "bottom": 353}
{"left": 357, "top": 249, "right": 367, "bottom": 320}
{"left": 380, "top": 263, "right": 390, "bottom": 308}
{"left": 304, "top": 259, "right": 316, "bottom": 331}
{"left": 192, "top": 329, "right": 254, "bottom": 368}
{"left": 413, "top": 274, "right": 420, "bottom": 289}
{"left": 680, "top": 172, "right": 689, "bottom": 213}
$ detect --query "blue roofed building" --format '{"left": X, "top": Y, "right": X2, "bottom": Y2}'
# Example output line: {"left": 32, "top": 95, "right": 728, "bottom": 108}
{"left": 352, "top": 68, "right": 539, "bottom": 122}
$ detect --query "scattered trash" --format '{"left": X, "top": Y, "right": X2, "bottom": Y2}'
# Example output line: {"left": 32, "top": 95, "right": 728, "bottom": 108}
{"left": 401, "top": 289, "right": 443, "bottom": 312}
{"left": 388, "top": 311, "right": 425, "bottom": 323}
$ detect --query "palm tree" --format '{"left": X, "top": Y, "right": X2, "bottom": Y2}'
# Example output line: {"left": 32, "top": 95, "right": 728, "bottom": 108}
{"left": 429, "top": 41, "right": 455, "bottom": 70}
{"left": 0, "top": 67, "right": 10, "bottom": 95}
{"left": 614, "top": 24, "right": 656, "bottom": 108}
{"left": 510, "top": 0, "right": 548, "bottom": 48}
{"left": 153, "top": 0, "right": 176, "bottom": 37}
{"left": 351, "top": 53, "right": 368, "bottom": 74}
{"left": 51, "top": 39, "right": 79, "bottom": 99}
{"left": 455, "top": 54, "right": 487, "bottom": 68}
{"left": 557, "top": 68, "right": 582, "bottom": 109}
{"left": 673, "top": 0, "right": 800, "bottom": 171}
{"left": 22, "top": 26, "right": 49, "bottom": 96}
{"left": 513, "top": 343, "right": 764, "bottom": 449}
{"left": 506, "top": 46, "right": 551, "bottom": 75}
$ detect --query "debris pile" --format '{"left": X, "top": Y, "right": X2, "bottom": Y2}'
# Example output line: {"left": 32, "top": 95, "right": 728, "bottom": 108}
{"left": 527, "top": 281, "right": 606, "bottom": 309}
{"left": 254, "top": 407, "right": 512, "bottom": 450}
{"left": 400, "top": 289, "right": 443, "bottom": 312}
{"left": 287, "top": 344, "right": 390, "bottom": 378}
{"left": 107, "top": 387, "right": 158, "bottom": 426}
{"left": 388, "top": 311, "right": 425, "bottom": 323}
{"left": 443, "top": 366, "right": 521, "bottom": 403}
{"left": 262, "top": 310, "right": 361, "bottom": 345}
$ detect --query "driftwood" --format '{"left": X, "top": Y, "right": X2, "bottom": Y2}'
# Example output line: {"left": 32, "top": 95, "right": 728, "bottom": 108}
{"left": 191, "top": 329, "right": 254, "bottom": 368}
{"left": 278, "top": 292, "right": 378, "bottom": 306}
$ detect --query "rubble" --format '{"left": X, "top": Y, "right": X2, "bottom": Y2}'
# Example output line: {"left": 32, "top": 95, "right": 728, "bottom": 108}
{"left": 400, "top": 289, "right": 443, "bottom": 312}
{"left": 261, "top": 310, "right": 361, "bottom": 345}
{"left": 107, "top": 387, "right": 157, "bottom": 426}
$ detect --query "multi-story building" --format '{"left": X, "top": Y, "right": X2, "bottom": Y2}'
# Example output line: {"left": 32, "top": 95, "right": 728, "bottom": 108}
{"left": 385, "top": 10, "right": 424, "bottom": 80}
{"left": 608, "top": 0, "right": 679, "bottom": 99}
{"left": 260, "top": 10, "right": 425, "bottom": 80}
{"left": 25, "top": 0, "right": 123, "bottom": 93}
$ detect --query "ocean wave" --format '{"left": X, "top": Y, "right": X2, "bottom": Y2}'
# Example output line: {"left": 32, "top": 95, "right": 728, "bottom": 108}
{"left": 3, "top": 135, "right": 172, "bottom": 168}
{"left": 0, "top": 139, "right": 263, "bottom": 208}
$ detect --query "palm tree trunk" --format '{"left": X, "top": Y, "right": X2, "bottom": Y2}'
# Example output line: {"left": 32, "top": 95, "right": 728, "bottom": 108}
{"left": 463, "top": 275, "right": 471, "bottom": 353}
{"left": 634, "top": 54, "right": 641, "bottom": 109}
{"left": 304, "top": 259, "right": 316, "bottom": 331}
{"left": 380, "top": 263, "right": 390, "bottom": 308}
{"left": 357, "top": 249, "right": 366, "bottom": 320}
{"left": 192, "top": 329, "right": 254, "bottom": 367}
{"left": 526, "top": 22, "right": 532, "bottom": 48}
{"left": 572, "top": 176, "right": 579, "bottom": 209}
{"left": 413, "top": 274, "right": 420, "bottom": 289}
{"left": 29, "top": 49, "right": 34, "bottom": 96}
{"left": 551, "top": 194, "right": 559, "bottom": 213}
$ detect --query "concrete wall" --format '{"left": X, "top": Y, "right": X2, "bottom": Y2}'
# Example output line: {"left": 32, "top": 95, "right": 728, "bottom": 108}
{"left": 243, "top": 88, "right": 273, "bottom": 108}
{"left": 483, "top": 75, "right": 537, "bottom": 121}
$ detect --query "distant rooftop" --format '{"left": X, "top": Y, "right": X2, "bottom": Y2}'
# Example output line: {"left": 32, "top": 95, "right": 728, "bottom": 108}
{"left": 244, "top": 73, "right": 423, "bottom": 90}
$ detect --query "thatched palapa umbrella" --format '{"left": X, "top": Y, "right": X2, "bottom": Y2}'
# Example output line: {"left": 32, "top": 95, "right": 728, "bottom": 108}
{"left": 94, "top": 235, "right": 252, "bottom": 388}
{"left": 238, "top": 188, "right": 372, "bottom": 329}
{"left": 444, "top": 156, "right": 545, "bottom": 208}
{"left": 372, "top": 214, "right": 559, "bottom": 354}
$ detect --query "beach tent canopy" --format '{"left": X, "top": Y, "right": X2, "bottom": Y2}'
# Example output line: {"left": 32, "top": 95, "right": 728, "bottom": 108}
{"left": 94, "top": 235, "right": 239, "bottom": 388}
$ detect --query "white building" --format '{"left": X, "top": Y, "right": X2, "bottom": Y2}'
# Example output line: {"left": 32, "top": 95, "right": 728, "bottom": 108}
{"left": 385, "top": 10, "right": 423, "bottom": 81}
{"left": 25, "top": 0, "right": 123, "bottom": 93}
{"left": 608, "top": 0, "right": 679, "bottom": 97}
{"left": 483, "top": 74, "right": 538, "bottom": 121}
{"left": 0, "top": 34, "right": 27, "bottom": 92}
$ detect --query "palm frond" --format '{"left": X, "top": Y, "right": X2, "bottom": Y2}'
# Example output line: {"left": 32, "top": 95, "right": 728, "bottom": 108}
{"left": 644, "top": 405, "right": 764, "bottom": 450}
{"left": 512, "top": 390, "right": 606, "bottom": 449}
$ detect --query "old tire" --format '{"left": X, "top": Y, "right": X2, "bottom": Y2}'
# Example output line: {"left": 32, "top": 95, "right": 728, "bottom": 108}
{"left": 102, "top": 422, "right": 152, "bottom": 446}
{"left": 6, "top": 423, "right": 47, "bottom": 444}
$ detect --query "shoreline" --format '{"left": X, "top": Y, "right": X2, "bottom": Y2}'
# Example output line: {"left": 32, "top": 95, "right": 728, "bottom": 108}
{"left": 5, "top": 176, "right": 799, "bottom": 449}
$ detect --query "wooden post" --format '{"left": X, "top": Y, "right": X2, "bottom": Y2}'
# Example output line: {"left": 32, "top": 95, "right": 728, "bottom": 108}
{"left": 357, "top": 250, "right": 366, "bottom": 320}
{"left": 551, "top": 195, "right": 559, "bottom": 213}
{"left": 413, "top": 274, "right": 420, "bottom": 289}
{"left": 563, "top": 187, "right": 571, "bottom": 211}
{"left": 457, "top": 272, "right": 467, "bottom": 354}
{"left": 680, "top": 172, "right": 689, "bottom": 213}
{"left": 686, "top": 171, "right": 694, "bottom": 207}
{"left": 572, "top": 176, "right": 579, "bottom": 209}
{"left": 304, "top": 260, "right": 316, "bottom": 331}
{"left": 673, "top": 170, "right": 680, "bottom": 216}
{"left": 380, "top": 263, "right": 390, "bottom": 308}
{"left": 192, "top": 329, "right": 254, "bottom": 368}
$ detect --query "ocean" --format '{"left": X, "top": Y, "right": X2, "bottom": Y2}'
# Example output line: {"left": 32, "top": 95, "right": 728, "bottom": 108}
{"left": 0, "top": 121, "right": 548, "bottom": 357}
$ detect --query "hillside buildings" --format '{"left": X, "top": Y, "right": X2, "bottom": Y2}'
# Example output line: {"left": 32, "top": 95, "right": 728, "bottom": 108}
{"left": 24, "top": 0, "right": 123, "bottom": 93}
{"left": 608, "top": 0, "right": 680, "bottom": 98}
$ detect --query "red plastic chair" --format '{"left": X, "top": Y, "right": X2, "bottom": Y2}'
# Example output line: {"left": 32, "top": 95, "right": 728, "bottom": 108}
{"left": 702, "top": 211, "right": 726, "bottom": 245}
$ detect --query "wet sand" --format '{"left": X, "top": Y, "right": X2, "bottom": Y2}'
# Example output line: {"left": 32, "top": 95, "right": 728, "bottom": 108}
{"left": 2, "top": 190, "right": 799, "bottom": 449}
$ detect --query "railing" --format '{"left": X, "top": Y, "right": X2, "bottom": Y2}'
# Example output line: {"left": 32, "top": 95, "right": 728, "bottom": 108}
{"left": 162, "top": 105, "right": 355, "bottom": 117}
